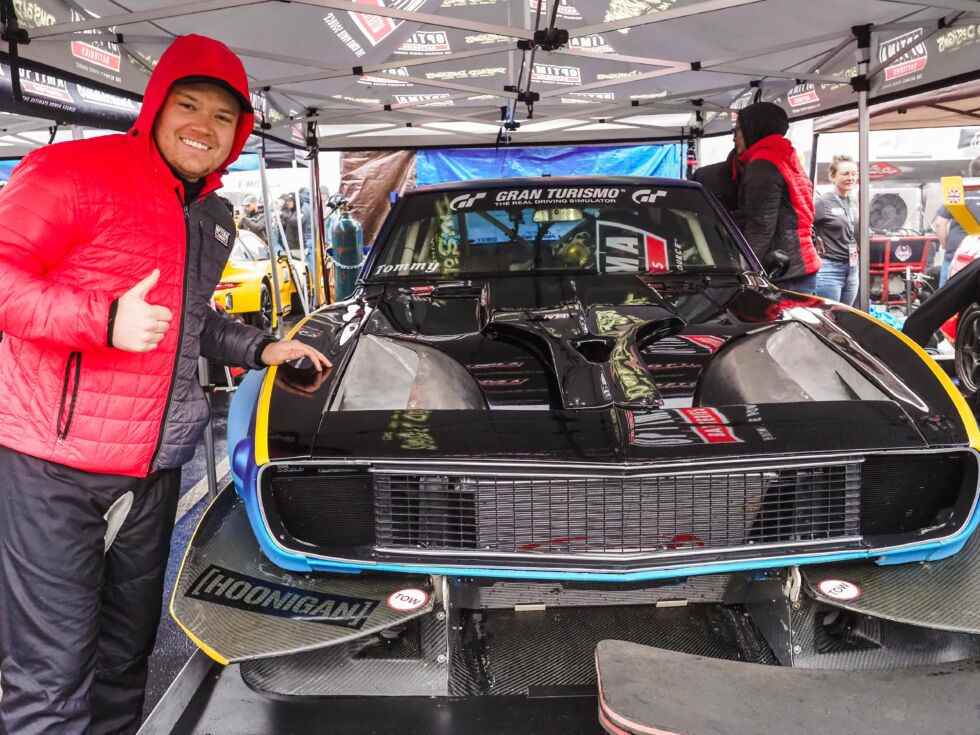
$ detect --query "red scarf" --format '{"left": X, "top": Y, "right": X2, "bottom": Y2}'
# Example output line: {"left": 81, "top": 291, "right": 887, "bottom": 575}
{"left": 740, "top": 135, "right": 820, "bottom": 274}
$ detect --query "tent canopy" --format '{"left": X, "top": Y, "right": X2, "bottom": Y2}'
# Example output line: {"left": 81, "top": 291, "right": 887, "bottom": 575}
{"left": 815, "top": 77, "right": 980, "bottom": 132}
{"left": 2, "top": 0, "right": 979, "bottom": 151}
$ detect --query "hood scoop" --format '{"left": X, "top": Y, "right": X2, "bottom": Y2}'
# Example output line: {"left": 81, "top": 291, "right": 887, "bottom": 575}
{"left": 572, "top": 336, "right": 615, "bottom": 364}
{"left": 490, "top": 308, "right": 687, "bottom": 410}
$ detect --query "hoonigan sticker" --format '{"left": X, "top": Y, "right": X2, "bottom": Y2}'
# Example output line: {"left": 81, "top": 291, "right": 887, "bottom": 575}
{"left": 187, "top": 565, "right": 380, "bottom": 629}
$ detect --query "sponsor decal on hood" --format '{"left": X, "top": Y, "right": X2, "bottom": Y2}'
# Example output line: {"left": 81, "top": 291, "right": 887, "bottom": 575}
{"left": 879, "top": 28, "right": 928, "bottom": 85}
{"left": 187, "top": 565, "right": 380, "bottom": 629}
{"left": 627, "top": 407, "right": 741, "bottom": 447}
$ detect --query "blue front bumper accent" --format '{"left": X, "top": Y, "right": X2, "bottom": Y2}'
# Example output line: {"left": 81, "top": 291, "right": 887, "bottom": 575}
{"left": 229, "top": 373, "right": 980, "bottom": 581}
{"left": 235, "top": 466, "right": 980, "bottom": 584}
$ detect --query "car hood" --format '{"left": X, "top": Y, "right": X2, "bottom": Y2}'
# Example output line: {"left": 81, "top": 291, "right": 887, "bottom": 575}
{"left": 260, "top": 272, "right": 970, "bottom": 463}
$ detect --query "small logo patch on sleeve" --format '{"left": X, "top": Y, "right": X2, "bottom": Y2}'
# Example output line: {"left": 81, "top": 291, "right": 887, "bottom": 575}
{"left": 215, "top": 224, "right": 231, "bottom": 247}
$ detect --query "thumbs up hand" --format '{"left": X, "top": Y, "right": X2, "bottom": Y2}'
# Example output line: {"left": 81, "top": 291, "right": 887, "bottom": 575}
{"left": 111, "top": 269, "right": 174, "bottom": 352}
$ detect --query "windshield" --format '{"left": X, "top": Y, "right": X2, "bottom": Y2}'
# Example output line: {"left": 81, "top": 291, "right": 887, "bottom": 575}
{"left": 232, "top": 230, "right": 271, "bottom": 262}
{"left": 370, "top": 185, "right": 748, "bottom": 279}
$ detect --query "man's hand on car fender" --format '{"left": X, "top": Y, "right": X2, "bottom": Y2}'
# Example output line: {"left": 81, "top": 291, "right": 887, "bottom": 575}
{"left": 261, "top": 340, "right": 332, "bottom": 371}
{"left": 112, "top": 269, "right": 174, "bottom": 352}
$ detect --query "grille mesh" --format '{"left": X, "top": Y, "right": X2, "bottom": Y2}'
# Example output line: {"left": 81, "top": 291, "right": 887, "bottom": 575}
{"left": 373, "top": 462, "right": 862, "bottom": 554}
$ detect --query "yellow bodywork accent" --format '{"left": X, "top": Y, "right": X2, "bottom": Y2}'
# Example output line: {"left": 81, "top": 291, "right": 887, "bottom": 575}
{"left": 168, "top": 491, "right": 231, "bottom": 666}
{"left": 849, "top": 307, "right": 980, "bottom": 448}
{"left": 941, "top": 176, "right": 980, "bottom": 236}
{"left": 254, "top": 314, "right": 317, "bottom": 466}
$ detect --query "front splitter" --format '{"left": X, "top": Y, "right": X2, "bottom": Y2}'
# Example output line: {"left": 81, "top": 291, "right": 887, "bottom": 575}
{"left": 170, "top": 486, "right": 435, "bottom": 664}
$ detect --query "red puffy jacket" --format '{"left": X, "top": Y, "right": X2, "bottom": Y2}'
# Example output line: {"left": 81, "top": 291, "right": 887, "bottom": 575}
{"left": 738, "top": 134, "right": 820, "bottom": 281}
{"left": 0, "top": 35, "right": 255, "bottom": 477}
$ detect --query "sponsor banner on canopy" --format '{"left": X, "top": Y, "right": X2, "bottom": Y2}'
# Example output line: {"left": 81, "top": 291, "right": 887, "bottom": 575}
{"left": 0, "top": 62, "right": 139, "bottom": 130}
{"left": 13, "top": 0, "right": 151, "bottom": 95}
{"left": 704, "top": 17, "right": 980, "bottom": 136}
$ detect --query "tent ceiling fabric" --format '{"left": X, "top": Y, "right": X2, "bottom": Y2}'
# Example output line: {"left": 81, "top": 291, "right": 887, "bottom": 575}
{"left": 814, "top": 78, "right": 980, "bottom": 132}
{"left": 4, "top": 0, "right": 980, "bottom": 150}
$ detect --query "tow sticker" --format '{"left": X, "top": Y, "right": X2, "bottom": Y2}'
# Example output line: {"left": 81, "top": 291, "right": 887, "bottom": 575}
{"left": 387, "top": 588, "right": 429, "bottom": 612}
{"left": 817, "top": 579, "right": 863, "bottom": 602}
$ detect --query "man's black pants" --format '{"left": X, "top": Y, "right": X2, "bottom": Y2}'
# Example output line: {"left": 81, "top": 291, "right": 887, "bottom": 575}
{"left": 0, "top": 446, "right": 179, "bottom": 735}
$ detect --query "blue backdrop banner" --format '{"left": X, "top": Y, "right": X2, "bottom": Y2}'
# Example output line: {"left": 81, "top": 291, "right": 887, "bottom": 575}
{"left": 0, "top": 160, "right": 20, "bottom": 182}
{"left": 416, "top": 144, "right": 682, "bottom": 185}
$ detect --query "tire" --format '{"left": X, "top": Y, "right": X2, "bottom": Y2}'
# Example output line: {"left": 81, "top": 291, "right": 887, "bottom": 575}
{"left": 249, "top": 281, "right": 273, "bottom": 332}
{"left": 954, "top": 304, "right": 980, "bottom": 395}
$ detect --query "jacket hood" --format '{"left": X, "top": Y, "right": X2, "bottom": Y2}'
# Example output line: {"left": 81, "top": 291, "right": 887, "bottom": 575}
{"left": 130, "top": 34, "right": 254, "bottom": 193}
{"left": 736, "top": 101, "right": 789, "bottom": 148}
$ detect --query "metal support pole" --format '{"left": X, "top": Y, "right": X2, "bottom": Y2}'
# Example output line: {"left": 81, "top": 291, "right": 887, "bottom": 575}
{"left": 197, "top": 356, "right": 219, "bottom": 501}
{"left": 809, "top": 131, "right": 820, "bottom": 186}
{"left": 258, "top": 130, "right": 285, "bottom": 337}
{"left": 308, "top": 119, "right": 331, "bottom": 305}
{"left": 288, "top": 159, "right": 311, "bottom": 316}
{"left": 291, "top": 159, "right": 308, "bottom": 269}
{"left": 855, "top": 26, "right": 872, "bottom": 313}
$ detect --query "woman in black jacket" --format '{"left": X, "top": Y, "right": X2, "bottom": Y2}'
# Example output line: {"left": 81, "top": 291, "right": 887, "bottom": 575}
{"left": 735, "top": 102, "right": 821, "bottom": 293}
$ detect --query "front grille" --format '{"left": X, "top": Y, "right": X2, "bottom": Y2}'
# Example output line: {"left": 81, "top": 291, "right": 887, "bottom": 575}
{"left": 373, "top": 461, "right": 862, "bottom": 555}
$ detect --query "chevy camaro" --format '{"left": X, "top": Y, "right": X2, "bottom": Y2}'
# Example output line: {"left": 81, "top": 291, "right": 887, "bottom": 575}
{"left": 173, "top": 178, "right": 980, "bottom": 732}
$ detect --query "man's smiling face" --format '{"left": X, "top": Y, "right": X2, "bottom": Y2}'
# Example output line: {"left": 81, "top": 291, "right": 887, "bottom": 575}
{"left": 153, "top": 82, "right": 240, "bottom": 181}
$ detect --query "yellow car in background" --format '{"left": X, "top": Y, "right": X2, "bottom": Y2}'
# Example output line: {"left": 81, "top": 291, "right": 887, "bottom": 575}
{"left": 213, "top": 230, "right": 314, "bottom": 329}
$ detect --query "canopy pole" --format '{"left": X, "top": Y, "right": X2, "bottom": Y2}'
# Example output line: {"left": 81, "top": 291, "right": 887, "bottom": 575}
{"left": 307, "top": 115, "right": 331, "bottom": 305}
{"left": 290, "top": 158, "right": 311, "bottom": 313}
{"left": 258, "top": 124, "right": 285, "bottom": 338}
{"left": 809, "top": 132, "right": 820, "bottom": 186}
{"left": 854, "top": 24, "right": 872, "bottom": 313}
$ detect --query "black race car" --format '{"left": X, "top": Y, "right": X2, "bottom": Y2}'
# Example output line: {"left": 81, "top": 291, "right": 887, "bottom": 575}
{"left": 173, "top": 178, "right": 980, "bottom": 733}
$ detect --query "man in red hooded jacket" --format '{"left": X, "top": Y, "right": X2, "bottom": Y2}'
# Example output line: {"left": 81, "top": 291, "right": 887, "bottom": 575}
{"left": 0, "top": 35, "right": 329, "bottom": 734}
